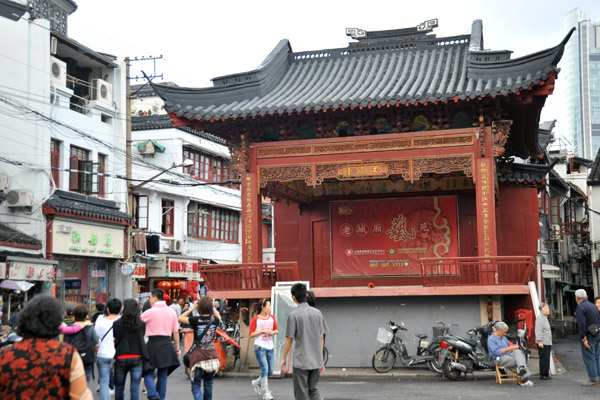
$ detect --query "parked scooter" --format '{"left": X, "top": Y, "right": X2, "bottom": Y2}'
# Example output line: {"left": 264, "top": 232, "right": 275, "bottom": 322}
{"left": 372, "top": 320, "right": 436, "bottom": 373}
{"left": 426, "top": 321, "right": 460, "bottom": 374}
{"left": 438, "top": 321, "right": 496, "bottom": 380}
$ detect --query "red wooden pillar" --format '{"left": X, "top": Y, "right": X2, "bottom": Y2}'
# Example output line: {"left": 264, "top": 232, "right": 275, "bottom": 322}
{"left": 475, "top": 126, "right": 498, "bottom": 283}
{"left": 241, "top": 143, "right": 262, "bottom": 264}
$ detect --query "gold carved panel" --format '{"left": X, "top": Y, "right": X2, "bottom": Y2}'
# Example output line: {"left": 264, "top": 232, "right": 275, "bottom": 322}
{"left": 256, "top": 133, "right": 474, "bottom": 159}
{"left": 412, "top": 155, "right": 474, "bottom": 181}
{"left": 259, "top": 155, "right": 473, "bottom": 188}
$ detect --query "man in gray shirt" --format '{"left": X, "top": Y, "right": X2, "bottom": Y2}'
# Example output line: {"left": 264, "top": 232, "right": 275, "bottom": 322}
{"left": 535, "top": 302, "right": 552, "bottom": 380}
{"left": 281, "top": 283, "right": 328, "bottom": 400}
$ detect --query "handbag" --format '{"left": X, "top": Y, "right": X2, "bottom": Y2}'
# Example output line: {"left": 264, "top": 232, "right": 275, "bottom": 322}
{"left": 587, "top": 323, "right": 600, "bottom": 337}
{"left": 183, "top": 316, "right": 215, "bottom": 368}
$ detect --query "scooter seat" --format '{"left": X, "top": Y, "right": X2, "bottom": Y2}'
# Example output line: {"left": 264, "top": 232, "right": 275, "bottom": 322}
{"left": 415, "top": 333, "right": 428, "bottom": 339}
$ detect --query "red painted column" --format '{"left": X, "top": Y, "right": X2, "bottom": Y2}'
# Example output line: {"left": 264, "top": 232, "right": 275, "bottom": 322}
{"left": 241, "top": 145, "right": 262, "bottom": 264}
{"left": 475, "top": 126, "right": 498, "bottom": 284}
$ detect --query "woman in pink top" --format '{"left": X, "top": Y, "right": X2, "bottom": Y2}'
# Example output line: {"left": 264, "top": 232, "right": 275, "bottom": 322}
{"left": 249, "top": 299, "right": 278, "bottom": 400}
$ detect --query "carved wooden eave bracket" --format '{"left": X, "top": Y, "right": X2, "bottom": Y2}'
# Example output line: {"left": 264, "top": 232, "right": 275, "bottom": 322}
{"left": 258, "top": 154, "right": 473, "bottom": 188}
{"left": 492, "top": 120, "right": 512, "bottom": 157}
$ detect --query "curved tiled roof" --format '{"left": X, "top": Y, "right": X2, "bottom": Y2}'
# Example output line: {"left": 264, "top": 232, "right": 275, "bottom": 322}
{"left": 0, "top": 223, "right": 42, "bottom": 247}
{"left": 45, "top": 190, "right": 133, "bottom": 224}
{"left": 149, "top": 22, "right": 574, "bottom": 124}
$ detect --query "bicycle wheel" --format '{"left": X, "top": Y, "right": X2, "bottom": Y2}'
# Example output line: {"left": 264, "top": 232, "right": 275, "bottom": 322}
{"left": 426, "top": 342, "right": 443, "bottom": 374}
{"left": 323, "top": 346, "right": 329, "bottom": 366}
{"left": 372, "top": 346, "right": 396, "bottom": 373}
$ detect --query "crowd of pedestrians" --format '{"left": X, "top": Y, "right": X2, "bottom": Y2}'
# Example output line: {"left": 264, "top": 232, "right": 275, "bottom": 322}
{"left": 2, "top": 283, "right": 599, "bottom": 399}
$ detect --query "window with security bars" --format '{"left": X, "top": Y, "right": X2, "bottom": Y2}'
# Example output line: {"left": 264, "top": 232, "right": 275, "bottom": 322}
{"left": 183, "top": 147, "right": 231, "bottom": 183}
{"left": 50, "top": 139, "right": 60, "bottom": 188}
{"left": 187, "top": 202, "right": 239, "bottom": 242}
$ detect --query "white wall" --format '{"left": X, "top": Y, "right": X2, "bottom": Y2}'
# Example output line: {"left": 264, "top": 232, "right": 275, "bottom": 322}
{"left": 0, "top": 14, "right": 127, "bottom": 251}
{"left": 131, "top": 128, "right": 241, "bottom": 262}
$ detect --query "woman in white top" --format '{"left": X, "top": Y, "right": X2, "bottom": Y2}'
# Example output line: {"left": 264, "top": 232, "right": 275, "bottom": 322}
{"left": 94, "top": 298, "right": 121, "bottom": 400}
{"left": 249, "top": 299, "right": 278, "bottom": 400}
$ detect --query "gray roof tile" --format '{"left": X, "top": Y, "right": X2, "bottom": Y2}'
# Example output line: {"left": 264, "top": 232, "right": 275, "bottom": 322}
{"left": 148, "top": 23, "right": 574, "bottom": 123}
{"left": 45, "top": 190, "right": 133, "bottom": 224}
{"left": 0, "top": 223, "right": 42, "bottom": 247}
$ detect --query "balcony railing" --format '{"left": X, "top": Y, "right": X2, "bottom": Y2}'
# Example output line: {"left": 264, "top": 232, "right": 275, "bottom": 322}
{"left": 200, "top": 262, "right": 299, "bottom": 291}
{"left": 421, "top": 256, "right": 535, "bottom": 287}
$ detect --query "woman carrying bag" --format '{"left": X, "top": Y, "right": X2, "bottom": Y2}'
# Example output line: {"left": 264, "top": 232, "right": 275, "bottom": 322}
{"left": 113, "top": 299, "right": 148, "bottom": 400}
{"left": 178, "top": 296, "right": 221, "bottom": 400}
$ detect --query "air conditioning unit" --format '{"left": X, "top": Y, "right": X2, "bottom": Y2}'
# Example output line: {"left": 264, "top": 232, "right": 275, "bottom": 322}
{"left": 167, "top": 239, "right": 183, "bottom": 254}
{"left": 50, "top": 56, "right": 66, "bottom": 87}
{"left": 137, "top": 141, "right": 155, "bottom": 155}
{"left": 92, "top": 79, "right": 113, "bottom": 107}
{"left": 4, "top": 189, "right": 33, "bottom": 207}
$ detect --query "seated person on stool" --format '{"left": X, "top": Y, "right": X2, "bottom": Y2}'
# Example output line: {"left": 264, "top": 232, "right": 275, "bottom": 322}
{"left": 488, "top": 321, "right": 534, "bottom": 387}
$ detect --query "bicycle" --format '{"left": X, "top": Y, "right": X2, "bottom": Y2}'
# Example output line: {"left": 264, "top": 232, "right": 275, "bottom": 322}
{"left": 372, "top": 321, "right": 435, "bottom": 373}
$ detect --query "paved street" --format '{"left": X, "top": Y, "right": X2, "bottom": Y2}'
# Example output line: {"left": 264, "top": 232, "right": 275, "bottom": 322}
{"left": 92, "top": 334, "right": 600, "bottom": 399}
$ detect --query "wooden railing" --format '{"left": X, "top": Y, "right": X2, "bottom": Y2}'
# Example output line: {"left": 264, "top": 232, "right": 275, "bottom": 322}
{"left": 199, "top": 262, "right": 299, "bottom": 291}
{"left": 421, "top": 256, "right": 535, "bottom": 287}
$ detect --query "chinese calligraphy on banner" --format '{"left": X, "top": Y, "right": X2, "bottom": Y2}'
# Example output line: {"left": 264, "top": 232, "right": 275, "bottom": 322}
{"left": 331, "top": 196, "right": 458, "bottom": 276}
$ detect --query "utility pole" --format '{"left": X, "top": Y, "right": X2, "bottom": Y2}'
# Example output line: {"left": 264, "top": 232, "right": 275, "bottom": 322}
{"left": 125, "top": 57, "right": 134, "bottom": 296}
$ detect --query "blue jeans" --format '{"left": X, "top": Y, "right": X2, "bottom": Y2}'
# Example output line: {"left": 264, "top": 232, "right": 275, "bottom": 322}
{"left": 191, "top": 367, "right": 214, "bottom": 400}
{"left": 581, "top": 334, "right": 600, "bottom": 382}
{"left": 144, "top": 367, "right": 168, "bottom": 400}
{"left": 84, "top": 363, "right": 93, "bottom": 383}
{"left": 114, "top": 357, "right": 143, "bottom": 400}
{"left": 254, "top": 346, "right": 274, "bottom": 378}
{"left": 97, "top": 357, "right": 113, "bottom": 400}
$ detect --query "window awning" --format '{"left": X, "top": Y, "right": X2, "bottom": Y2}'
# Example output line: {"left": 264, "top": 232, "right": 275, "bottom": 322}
{"left": 543, "top": 272, "right": 560, "bottom": 279}
{"left": 542, "top": 263, "right": 560, "bottom": 272}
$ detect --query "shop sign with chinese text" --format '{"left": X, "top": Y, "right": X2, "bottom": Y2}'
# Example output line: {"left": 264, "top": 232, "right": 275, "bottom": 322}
{"left": 330, "top": 196, "right": 458, "bottom": 277}
{"left": 8, "top": 260, "right": 56, "bottom": 281}
{"left": 166, "top": 258, "right": 199, "bottom": 279}
{"left": 52, "top": 220, "right": 124, "bottom": 259}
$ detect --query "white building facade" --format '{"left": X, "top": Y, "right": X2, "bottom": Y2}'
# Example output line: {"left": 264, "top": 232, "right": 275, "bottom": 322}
{"left": 0, "top": 0, "right": 131, "bottom": 310}
{"left": 130, "top": 112, "right": 242, "bottom": 290}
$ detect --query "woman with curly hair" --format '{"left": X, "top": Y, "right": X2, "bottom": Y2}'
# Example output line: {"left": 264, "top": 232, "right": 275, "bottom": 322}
{"left": 113, "top": 299, "right": 148, "bottom": 400}
{"left": 0, "top": 295, "right": 92, "bottom": 399}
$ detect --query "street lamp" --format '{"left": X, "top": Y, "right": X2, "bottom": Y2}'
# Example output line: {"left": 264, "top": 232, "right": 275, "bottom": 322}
{"left": 131, "top": 159, "right": 194, "bottom": 192}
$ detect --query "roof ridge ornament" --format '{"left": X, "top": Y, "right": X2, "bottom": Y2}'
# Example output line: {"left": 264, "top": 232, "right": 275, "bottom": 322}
{"left": 346, "top": 28, "right": 367, "bottom": 39}
{"left": 417, "top": 19, "right": 439, "bottom": 32}
{"left": 346, "top": 19, "right": 439, "bottom": 42}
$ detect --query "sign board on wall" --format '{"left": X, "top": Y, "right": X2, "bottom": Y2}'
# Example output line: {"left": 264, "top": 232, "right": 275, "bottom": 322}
{"left": 8, "top": 259, "right": 57, "bottom": 281}
{"left": 0, "top": 262, "right": 6, "bottom": 279}
{"left": 166, "top": 258, "right": 200, "bottom": 279}
{"left": 121, "top": 263, "right": 147, "bottom": 279}
{"left": 52, "top": 220, "right": 125, "bottom": 259}
{"left": 330, "top": 196, "right": 459, "bottom": 277}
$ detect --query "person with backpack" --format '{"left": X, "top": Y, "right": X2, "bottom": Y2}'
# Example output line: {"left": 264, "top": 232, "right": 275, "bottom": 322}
{"left": 95, "top": 298, "right": 121, "bottom": 400}
{"left": 113, "top": 299, "right": 148, "bottom": 400}
{"left": 63, "top": 304, "right": 99, "bottom": 383}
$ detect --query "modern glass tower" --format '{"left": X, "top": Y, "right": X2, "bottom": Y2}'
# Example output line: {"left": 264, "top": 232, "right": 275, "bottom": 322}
{"left": 561, "top": 9, "right": 600, "bottom": 159}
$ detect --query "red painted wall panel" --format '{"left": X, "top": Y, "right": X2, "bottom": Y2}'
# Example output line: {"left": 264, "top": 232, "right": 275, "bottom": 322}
{"left": 274, "top": 186, "right": 540, "bottom": 290}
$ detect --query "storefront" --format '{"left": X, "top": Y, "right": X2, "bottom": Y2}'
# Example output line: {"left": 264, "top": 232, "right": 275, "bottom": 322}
{"left": 147, "top": 255, "right": 201, "bottom": 300}
{"left": 50, "top": 218, "right": 126, "bottom": 308}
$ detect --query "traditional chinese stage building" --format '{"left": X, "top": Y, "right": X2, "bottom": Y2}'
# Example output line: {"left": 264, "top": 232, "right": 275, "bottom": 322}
{"left": 150, "top": 20, "right": 572, "bottom": 367}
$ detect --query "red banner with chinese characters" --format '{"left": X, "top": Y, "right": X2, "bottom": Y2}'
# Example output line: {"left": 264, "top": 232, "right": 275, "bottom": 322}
{"left": 331, "top": 196, "right": 459, "bottom": 276}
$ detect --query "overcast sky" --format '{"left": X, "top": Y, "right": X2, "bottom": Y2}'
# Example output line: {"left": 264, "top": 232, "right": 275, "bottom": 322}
{"left": 69, "top": 0, "right": 600, "bottom": 142}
